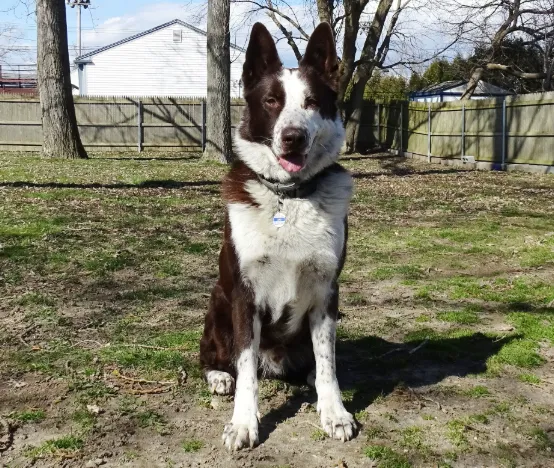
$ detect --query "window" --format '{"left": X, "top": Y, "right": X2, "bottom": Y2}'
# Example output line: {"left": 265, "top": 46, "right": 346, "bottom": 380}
{"left": 173, "top": 30, "right": 182, "bottom": 43}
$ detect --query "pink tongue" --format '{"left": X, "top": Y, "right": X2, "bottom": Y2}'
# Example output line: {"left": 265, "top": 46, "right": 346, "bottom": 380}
{"left": 278, "top": 154, "right": 304, "bottom": 173}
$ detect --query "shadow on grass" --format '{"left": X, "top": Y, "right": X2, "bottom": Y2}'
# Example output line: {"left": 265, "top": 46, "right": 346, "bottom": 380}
{"left": 0, "top": 180, "right": 220, "bottom": 190}
{"left": 258, "top": 332, "right": 515, "bottom": 444}
{"left": 97, "top": 157, "right": 200, "bottom": 162}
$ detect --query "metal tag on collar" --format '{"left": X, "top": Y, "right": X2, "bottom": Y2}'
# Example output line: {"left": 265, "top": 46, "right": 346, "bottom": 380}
{"left": 273, "top": 197, "right": 286, "bottom": 228}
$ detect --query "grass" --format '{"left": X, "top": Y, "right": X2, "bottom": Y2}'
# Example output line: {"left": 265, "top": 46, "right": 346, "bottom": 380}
{"left": 518, "top": 373, "right": 541, "bottom": 384}
{"left": 26, "top": 435, "right": 84, "bottom": 459}
{"left": 364, "top": 445, "right": 412, "bottom": 468}
{"left": 446, "top": 419, "right": 469, "bottom": 449}
{"left": 72, "top": 409, "right": 97, "bottom": 431}
{"left": 1, "top": 152, "right": 554, "bottom": 467}
{"left": 182, "top": 439, "right": 204, "bottom": 453}
{"left": 310, "top": 429, "right": 328, "bottom": 441}
{"left": 9, "top": 409, "right": 46, "bottom": 423}
{"left": 437, "top": 307, "right": 482, "bottom": 325}
{"left": 465, "top": 385, "right": 491, "bottom": 398}
{"left": 487, "top": 339, "right": 545, "bottom": 372}
{"left": 529, "top": 428, "right": 552, "bottom": 451}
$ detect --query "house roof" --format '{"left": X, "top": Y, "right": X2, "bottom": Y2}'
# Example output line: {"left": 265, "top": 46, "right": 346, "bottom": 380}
{"left": 75, "top": 19, "right": 246, "bottom": 63}
{"left": 411, "top": 80, "right": 513, "bottom": 98}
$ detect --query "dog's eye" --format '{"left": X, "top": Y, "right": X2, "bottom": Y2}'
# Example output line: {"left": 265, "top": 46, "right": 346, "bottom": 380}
{"left": 265, "top": 97, "right": 278, "bottom": 107}
{"left": 305, "top": 97, "right": 319, "bottom": 109}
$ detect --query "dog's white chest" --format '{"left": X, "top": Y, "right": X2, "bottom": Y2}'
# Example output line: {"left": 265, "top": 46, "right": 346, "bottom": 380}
{"left": 228, "top": 173, "right": 352, "bottom": 323}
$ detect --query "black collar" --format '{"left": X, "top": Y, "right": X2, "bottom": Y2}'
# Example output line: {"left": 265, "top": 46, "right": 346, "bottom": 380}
{"left": 257, "top": 173, "right": 319, "bottom": 199}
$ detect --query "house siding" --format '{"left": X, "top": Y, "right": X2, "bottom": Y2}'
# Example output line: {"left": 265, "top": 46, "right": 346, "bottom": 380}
{"left": 80, "top": 24, "right": 244, "bottom": 98}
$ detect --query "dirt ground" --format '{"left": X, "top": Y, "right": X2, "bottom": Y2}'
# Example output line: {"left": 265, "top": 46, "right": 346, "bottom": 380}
{"left": 0, "top": 152, "right": 553, "bottom": 468}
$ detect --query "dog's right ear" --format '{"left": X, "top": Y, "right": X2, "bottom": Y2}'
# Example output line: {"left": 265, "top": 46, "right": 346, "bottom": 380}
{"left": 242, "top": 23, "right": 282, "bottom": 90}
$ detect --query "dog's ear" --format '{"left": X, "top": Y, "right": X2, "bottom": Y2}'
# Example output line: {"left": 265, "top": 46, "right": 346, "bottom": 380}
{"left": 242, "top": 23, "right": 282, "bottom": 90}
{"left": 300, "top": 22, "right": 338, "bottom": 90}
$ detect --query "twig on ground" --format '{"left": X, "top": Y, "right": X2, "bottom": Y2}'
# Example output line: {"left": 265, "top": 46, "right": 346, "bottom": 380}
{"left": 71, "top": 339, "right": 105, "bottom": 349}
{"left": 109, "top": 370, "right": 176, "bottom": 386}
{"left": 409, "top": 339, "right": 429, "bottom": 354}
{"left": 118, "top": 343, "right": 190, "bottom": 351}
{"left": 303, "top": 421, "right": 323, "bottom": 430}
{"left": 18, "top": 323, "right": 39, "bottom": 347}
{"left": 374, "top": 347, "right": 404, "bottom": 360}
{"left": 420, "top": 395, "right": 442, "bottom": 410}
{"left": 130, "top": 387, "right": 173, "bottom": 395}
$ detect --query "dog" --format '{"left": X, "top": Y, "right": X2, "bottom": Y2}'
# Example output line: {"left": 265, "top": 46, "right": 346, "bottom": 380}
{"left": 199, "top": 21, "right": 356, "bottom": 451}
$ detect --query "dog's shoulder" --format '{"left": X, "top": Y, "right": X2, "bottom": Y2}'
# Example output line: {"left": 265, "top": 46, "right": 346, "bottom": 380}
{"left": 221, "top": 160, "right": 258, "bottom": 206}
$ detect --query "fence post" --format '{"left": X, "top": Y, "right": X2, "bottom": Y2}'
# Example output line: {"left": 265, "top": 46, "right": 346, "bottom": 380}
{"left": 501, "top": 99, "right": 507, "bottom": 169}
{"left": 399, "top": 102, "right": 403, "bottom": 154}
{"left": 377, "top": 103, "right": 381, "bottom": 147}
{"left": 461, "top": 103, "right": 465, "bottom": 159}
{"left": 137, "top": 100, "right": 143, "bottom": 153}
{"left": 201, "top": 99, "right": 206, "bottom": 151}
{"left": 427, "top": 103, "right": 431, "bottom": 163}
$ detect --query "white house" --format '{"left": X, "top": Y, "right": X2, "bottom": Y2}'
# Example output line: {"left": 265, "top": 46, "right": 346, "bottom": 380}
{"left": 409, "top": 80, "right": 513, "bottom": 102}
{"left": 72, "top": 19, "right": 245, "bottom": 98}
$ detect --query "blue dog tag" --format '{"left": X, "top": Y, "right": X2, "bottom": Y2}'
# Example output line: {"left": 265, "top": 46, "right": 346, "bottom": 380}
{"left": 273, "top": 212, "right": 286, "bottom": 228}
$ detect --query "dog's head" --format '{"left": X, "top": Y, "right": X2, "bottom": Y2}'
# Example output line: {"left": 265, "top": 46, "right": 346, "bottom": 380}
{"left": 235, "top": 22, "right": 344, "bottom": 182}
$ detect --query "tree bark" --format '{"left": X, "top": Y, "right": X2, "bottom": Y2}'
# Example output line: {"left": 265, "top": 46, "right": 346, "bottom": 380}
{"left": 36, "top": 0, "right": 87, "bottom": 159}
{"left": 343, "top": 0, "right": 394, "bottom": 152}
{"left": 337, "top": 0, "right": 369, "bottom": 109}
{"left": 316, "top": 0, "right": 334, "bottom": 25}
{"left": 460, "top": 67, "right": 484, "bottom": 101}
{"left": 204, "top": 0, "right": 233, "bottom": 163}
{"left": 344, "top": 66, "right": 371, "bottom": 153}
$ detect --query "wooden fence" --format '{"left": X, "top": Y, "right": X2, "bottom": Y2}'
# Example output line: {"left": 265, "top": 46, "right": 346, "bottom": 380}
{"left": 361, "top": 92, "right": 554, "bottom": 170}
{"left": 0, "top": 97, "right": 244, "bottom": 152}
{"left": 1, "top": 94, "right": 553, "bottom": 170}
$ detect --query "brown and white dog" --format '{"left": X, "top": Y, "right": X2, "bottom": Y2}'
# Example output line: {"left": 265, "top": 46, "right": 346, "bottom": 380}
{"left": 199, "top": 22, "right": 356, "bottom": 450}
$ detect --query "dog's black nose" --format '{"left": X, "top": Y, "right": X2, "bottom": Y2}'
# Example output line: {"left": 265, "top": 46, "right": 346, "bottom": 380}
{"left": 281, "top": 127, "right": 308, "bottom": 152}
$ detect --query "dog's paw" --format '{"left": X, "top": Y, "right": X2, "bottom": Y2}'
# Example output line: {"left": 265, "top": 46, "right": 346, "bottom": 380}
{"left": 206, "top": 370, "right": 235, "bottom": 395}
{"left": 319, "top": 404, "right": 357, "bottom": 442}
{"left": 222, "top": 420, "right": 259, "bottom": 451}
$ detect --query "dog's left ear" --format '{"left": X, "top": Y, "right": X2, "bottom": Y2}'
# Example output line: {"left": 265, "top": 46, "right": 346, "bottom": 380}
{"left": 300, "top": 22, "right": 339, "bottom": 90}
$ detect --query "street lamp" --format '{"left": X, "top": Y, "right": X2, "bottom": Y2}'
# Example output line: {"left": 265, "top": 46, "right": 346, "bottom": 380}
{"left": 66, "top": 1, "right": 91, "bottom": 57}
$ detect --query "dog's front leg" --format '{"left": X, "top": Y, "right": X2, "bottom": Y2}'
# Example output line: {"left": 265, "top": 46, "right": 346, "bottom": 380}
{"left": 309, "top": 297, "right": 357, "bottom": 442}
{"left": 222, "top": 288, "right": 261, "bottom": 451}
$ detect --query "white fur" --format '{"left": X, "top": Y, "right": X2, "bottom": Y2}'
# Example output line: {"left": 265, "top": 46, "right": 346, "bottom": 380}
{"left": 222, "top": 315, "right": 261, "bottom": 451}
{"left": 233, "top": 68, "right": 345, "bottom": 183}
{"left": 310, "top": 306, "right": 356, "bottom": 441}
{"left": 206, "top": 370, "right": 235, "bottom": 395}
{"left": 228, "top": 170, "right": 352, "bottom": 375}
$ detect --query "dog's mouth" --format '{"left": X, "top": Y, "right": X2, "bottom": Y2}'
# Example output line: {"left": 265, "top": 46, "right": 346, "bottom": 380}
{"left": 278, "top": 152, "right": 306, "bottom": 173}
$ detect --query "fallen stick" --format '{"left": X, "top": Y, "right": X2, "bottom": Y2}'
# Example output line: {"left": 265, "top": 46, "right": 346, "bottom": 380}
{"left": 409, "top": 339, "right": 429, "bottom": 354}
{"left": 110, "top": 370, "right": 176, "bottom": 386}
{"left": 118, "top": 343, "right": 190, "bottom": 351}
{"left": 130, "top": 386, "right": 173, "bottom": 395}
{"left": 18, "top": 323, "right": 39, "bottom": 347}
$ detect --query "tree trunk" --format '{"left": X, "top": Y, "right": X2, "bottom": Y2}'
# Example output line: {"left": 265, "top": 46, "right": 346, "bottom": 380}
{"left": 343, "top": 0, "right": 393, "bottom": 152}
{"left": 460, "top": 67, "right": 484, "bottom": 100}
{"left": 316, "top": 0, "right": 334, "bottom": 25}
{"left": 336, "top": 0, "right": 367, "bottom": 110}
{"left": 204, "top": 0, "right": 232, "bottom": 163}
{"left": 344, "top": 66, "right": 372, "bottom": 153}
{"left": 36, "top": 0, "right": 87, "bottom": 159}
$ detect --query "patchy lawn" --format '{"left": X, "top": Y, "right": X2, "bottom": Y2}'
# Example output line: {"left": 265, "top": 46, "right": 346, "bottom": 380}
{"left": 0, "top": 151, "right": 553, "bottom": 468}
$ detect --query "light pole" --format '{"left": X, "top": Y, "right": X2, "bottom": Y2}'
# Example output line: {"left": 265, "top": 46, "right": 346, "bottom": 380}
{"left": 66, "top": 0, "right": 91, "bottom": 57}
